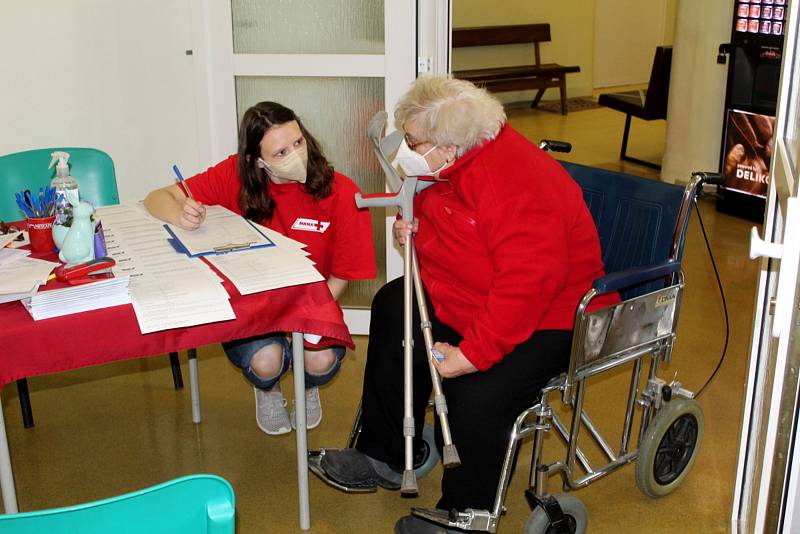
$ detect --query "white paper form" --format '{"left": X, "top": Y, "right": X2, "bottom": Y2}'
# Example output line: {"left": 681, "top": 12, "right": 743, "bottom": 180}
{"left": 0, "top": 248, "right": 30, "bottom": 268}
{"left": 0, "top": 257, "right": 58, "bottom": 295}
{"left": 96, "top": 204, "right": 234, "bottom": 333}
{"left": 206, "top": 245, "right": 324, "bottom": 295}
{"left": 130, "top": 276, "right": 235, "bottom": 334}
{"left": 165, "top": 205, "right": 274, "bottom": 256}
{"left": 0, "top": 232, "right": 23, "bottom": 249}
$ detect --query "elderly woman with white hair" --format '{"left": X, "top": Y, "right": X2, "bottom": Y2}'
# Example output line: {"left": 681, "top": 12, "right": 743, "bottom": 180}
{"left": 318, "top": 76, "right": 616, "bottom": 533}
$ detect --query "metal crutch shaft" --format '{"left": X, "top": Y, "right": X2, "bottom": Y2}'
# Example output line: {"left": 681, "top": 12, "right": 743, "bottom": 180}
{"left": 401, "top": 230, "right": 418, "bottom": 495}
{"left": 410, "top": 246, "right": 461, "bottom": 468}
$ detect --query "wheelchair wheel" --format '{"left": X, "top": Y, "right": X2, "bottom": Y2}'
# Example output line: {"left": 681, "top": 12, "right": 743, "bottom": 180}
{"left": 524, "top": 494, "right": 587, "bottom": 534}
{"left": 415, "top": 423, "right": 439, "bottom": 478}
{"left": 636, "top": 396, "right": 704, "bottom": 498}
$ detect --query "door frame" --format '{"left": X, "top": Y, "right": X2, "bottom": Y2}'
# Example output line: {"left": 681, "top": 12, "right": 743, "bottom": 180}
{"left": 189, "top": 0, "right": 418, "bottom": 334}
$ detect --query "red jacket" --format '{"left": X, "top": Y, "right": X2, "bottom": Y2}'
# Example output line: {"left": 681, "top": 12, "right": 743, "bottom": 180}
{"left": 413, "top": 124, "right": 617, "bottom": 371}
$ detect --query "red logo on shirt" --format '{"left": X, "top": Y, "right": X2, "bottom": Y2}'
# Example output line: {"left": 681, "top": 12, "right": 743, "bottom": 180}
{"left": 291, "top": 218, "right": 330, "bottom": 233}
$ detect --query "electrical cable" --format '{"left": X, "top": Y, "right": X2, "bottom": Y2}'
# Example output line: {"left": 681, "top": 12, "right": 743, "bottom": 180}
{"left": 692, "top": 198, "right": 730, "bottom": 398}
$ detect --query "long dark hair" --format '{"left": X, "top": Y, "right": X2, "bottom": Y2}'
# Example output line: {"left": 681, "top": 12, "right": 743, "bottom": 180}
{"left": 237, "top": 101, "right": 334, "bottom": 221}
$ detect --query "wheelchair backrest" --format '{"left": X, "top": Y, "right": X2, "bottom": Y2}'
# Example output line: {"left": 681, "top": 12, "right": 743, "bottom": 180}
{"left": 558, "top": 161, "right": 687, "bottom": 300}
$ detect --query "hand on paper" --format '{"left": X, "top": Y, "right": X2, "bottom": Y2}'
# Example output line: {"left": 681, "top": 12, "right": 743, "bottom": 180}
{"left": 393, "top": 218, "right": 418, "bottom": 246}
{"left": 432, "top": 341, "right": 478, "bottom": 378}
{"left": 179, "top": 198, "right": 207, "bottom": 230}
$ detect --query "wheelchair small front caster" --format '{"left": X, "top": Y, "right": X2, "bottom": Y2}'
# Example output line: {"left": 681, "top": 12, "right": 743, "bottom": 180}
{"left": 636, "top": 396, "right": 704, "bottom": 497}
{"left": 524, "top": 494, "right": 587, "bottom": 534}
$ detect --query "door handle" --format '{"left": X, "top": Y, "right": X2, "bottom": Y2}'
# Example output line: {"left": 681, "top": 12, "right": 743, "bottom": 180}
{"left": 749, "top": 197, "right": 800, "bottom": 337}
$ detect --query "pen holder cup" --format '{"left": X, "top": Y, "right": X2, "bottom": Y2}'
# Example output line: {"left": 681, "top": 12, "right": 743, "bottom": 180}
{"left": 27, "top": 215, "right": 57, "bottom": 253}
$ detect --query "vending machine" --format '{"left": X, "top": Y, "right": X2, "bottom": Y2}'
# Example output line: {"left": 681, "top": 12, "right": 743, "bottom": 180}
{"left": 718, "top": 0, "right": 787, "bottom": 221}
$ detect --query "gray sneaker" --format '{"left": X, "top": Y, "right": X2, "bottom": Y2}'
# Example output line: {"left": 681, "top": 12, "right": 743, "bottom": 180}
{"left": 290, "top": 387, "right": 322, "bottom": 430}
{"left": 254, "top": 386, "right": 291, "bottom": 435}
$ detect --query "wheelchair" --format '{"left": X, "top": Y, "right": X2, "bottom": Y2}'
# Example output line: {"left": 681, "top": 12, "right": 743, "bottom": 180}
{"left": 310, "top": 114, "right": 718, "bottom": 531}
{"left": 408, "top": 164, "right": 721, "bottom": 533}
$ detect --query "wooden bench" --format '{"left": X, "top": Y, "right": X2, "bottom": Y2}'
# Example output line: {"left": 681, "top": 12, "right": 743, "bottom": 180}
{"left": 452, "top": 24, "right": 581, "bottom": 115}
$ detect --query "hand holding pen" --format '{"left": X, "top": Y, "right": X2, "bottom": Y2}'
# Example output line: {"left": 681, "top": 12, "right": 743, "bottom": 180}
{"left": 172, "top": 164, "right": 206, "bottom": 230}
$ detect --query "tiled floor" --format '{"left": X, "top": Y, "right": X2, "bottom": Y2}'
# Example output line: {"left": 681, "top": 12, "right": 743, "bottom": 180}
{"left": 0, "top": 103, "right": 759, "bottom": 533}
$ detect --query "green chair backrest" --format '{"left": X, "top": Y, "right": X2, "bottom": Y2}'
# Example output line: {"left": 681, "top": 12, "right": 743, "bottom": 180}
{"left": 0, "top": 147, "right": 119, "bottom": 221}
{"left": 0, "top": 474, "right": 235, "bottom": 534}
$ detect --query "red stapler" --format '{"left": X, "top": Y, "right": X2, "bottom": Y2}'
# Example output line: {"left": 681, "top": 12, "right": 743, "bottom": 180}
{"left": 54, "top": 257, "right": 116, "bottom": 285}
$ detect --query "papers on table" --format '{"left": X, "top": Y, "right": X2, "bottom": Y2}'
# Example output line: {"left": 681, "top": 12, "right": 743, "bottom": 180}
{"left": 96, "top": 203, "right": 235, "bottom": 334}
{"left": 0, "top": 255, "right": 57, "bottom": 304}
{"left": 164, "top": 205, "right": 274, "bottom": 257}
{"left": 207, "top": 246, "right": 324, "bottom": 295}
{"left": 0, "top": 232, "right": 23, "bottom": 249}
{"left": 21, "top": 276, "right": 131, "bottom": 320}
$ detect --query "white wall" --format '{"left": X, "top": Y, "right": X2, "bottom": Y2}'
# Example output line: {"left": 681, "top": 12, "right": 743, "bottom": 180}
{"left": 593, "top": 0, "right": 671, "bottom": 88}
{"left": 661, "top": 0, "right": 733, "bottom": 184}
{"left": 0, "top": 2, "right": 200, "bottom": 202}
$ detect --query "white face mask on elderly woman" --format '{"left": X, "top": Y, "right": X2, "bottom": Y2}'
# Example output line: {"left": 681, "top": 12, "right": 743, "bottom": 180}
{"left": 258, "top": 144, "right": 308, "bottom": 183}
{"left": 394, "top": 139, "right": 449, "bottom": 177}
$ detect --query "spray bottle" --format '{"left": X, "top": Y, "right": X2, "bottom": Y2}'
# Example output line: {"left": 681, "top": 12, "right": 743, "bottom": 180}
{"left": 49, "top": 151, "right": 79, "bottom": 227}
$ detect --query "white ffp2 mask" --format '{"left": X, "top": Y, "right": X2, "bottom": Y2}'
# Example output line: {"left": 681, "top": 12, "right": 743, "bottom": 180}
{"left": 393, "top": 139, "right": 447, "bottom": 177}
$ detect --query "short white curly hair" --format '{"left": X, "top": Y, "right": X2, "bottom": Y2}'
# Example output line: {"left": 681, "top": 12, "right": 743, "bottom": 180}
{"left": 394, "top": 76, "right": 506, "bottom": 157}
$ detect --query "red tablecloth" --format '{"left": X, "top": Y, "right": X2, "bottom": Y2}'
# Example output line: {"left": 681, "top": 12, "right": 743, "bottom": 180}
{"left": 0, "top": 253, "right": 354, "bottom": 388}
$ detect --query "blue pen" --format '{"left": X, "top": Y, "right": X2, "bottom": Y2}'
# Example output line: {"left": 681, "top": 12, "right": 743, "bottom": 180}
{"left": 172, "top": 164, "right": 195, "bottom": 200}
{"left": 15, "top": 193, "right": 34, "bottom": 218}
{"left": 24, "top": 190, "right": 39, "bottom": 217}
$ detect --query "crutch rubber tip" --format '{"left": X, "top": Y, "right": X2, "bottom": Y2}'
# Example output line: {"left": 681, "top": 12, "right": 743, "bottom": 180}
{"left": 401, "top": 470, "right": 418, "bottom": 497}
{"left": 442, "top": 444, "right": 461, "bottom": 468}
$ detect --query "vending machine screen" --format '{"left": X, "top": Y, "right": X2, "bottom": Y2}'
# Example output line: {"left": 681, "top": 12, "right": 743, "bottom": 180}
{"left": 735, "top": 0, "right": 787, "bottom": 36}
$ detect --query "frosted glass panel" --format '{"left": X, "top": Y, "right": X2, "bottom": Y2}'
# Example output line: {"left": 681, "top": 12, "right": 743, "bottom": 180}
{"left": 235, "top": 76, "right": 386, "bottom": 307}
{"left": 232, "top": 0, "right": 384, "bottom": 55}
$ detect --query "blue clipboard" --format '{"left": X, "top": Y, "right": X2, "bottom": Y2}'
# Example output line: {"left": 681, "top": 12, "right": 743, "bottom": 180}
{"left": 163, "top": 218, "right": 275, "bottom": 257}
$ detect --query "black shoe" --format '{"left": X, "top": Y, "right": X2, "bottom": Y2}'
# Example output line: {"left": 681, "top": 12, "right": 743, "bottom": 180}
{"left": 319, "top": 448, "right": 402, "bottom": 490}
{"left": 394, "top": 515, "right": 463, "bottom": 534}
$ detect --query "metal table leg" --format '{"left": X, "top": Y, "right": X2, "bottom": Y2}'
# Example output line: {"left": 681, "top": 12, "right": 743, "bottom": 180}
{"left": 188, "top": 349, "right": 201, "bottom": 424}
{"left": 0, "top": 398, "right": 19, "bottom": 513}
{"left": 292, "top": 332, "right": 310, "bottom": 530}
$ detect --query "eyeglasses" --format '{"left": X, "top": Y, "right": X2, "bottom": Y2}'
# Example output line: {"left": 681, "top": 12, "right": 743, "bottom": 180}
{"left": 404, "top": 133, "right": 431, "bottom": 152}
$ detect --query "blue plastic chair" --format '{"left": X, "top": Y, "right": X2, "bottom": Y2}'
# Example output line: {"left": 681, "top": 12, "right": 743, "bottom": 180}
{"left": 0, "top": 148, "right": 184, "bottom": 428}
{"left": 0, "top": 475, "right": 235, "bottom": 534}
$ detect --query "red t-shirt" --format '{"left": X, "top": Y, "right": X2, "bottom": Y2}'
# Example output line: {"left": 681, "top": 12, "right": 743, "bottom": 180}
{"left": 185, "top": 155, "right": 376, "bottom": 281}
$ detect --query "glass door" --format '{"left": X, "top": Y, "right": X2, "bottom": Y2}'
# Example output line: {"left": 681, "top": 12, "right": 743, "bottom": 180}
{"left": 191, "top": 0, "right": 417, "bottom": 334}
{"left": 733, "top": 0, "right": 800, "bottom": 531}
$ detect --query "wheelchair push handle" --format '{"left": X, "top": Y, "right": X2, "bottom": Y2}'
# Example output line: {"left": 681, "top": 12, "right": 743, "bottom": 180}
{"left": 538, "top": 139, "right": 573, "bottom": 153}
{"left": 691, "top": 171, "right": 724, "bottom": 186}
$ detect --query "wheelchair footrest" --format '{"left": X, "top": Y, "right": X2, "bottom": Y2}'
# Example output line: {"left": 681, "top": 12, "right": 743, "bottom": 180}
{"left": 307, "top": 449, "right": 378, "bottom": 493}
{"left": 411, "top": 506, "right": 497, "bottom": 532}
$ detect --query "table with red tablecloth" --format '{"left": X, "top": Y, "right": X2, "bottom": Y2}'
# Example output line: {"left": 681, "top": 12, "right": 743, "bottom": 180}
{"left": 0, "top": 257, "right": 352, "bottom": 529}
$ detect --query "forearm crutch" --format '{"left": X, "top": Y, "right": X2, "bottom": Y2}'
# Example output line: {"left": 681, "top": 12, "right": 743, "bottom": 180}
{"left": 354, "top": 112, "right": 460, "bottom": 495}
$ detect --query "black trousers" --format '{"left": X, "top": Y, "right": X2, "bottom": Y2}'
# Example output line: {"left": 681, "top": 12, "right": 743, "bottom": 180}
{"left": 356, "top": 276, "right": 571, "bottom": 511}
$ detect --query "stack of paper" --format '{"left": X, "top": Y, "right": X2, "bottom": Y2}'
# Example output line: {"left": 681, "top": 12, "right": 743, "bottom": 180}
{"left": 21, "top": 276, "right": 131, "bottom": 320}
{"left": 206, "top": 222, "right": 324, "bottom": 295}
{"left": 96, "top": 203, "right": 235, "bottom": 334}
{"left": 0, "top": 255, "right": 58, "bottom": 304}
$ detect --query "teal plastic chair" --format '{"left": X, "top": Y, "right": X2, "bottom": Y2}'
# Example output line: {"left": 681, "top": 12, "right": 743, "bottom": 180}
{"left": 0, "top": 148, "right": 184, "bottom": 428}
{"left": 0, "top": 148, "right": 119, "bottom": 221}
{"left": 0, "top": 474, "right": 235, "bottom": 533}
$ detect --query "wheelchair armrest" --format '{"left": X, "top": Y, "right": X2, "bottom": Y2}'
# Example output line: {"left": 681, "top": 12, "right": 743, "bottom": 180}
{"left": 592, "top": 260, "right": 681, "bottom": 294}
